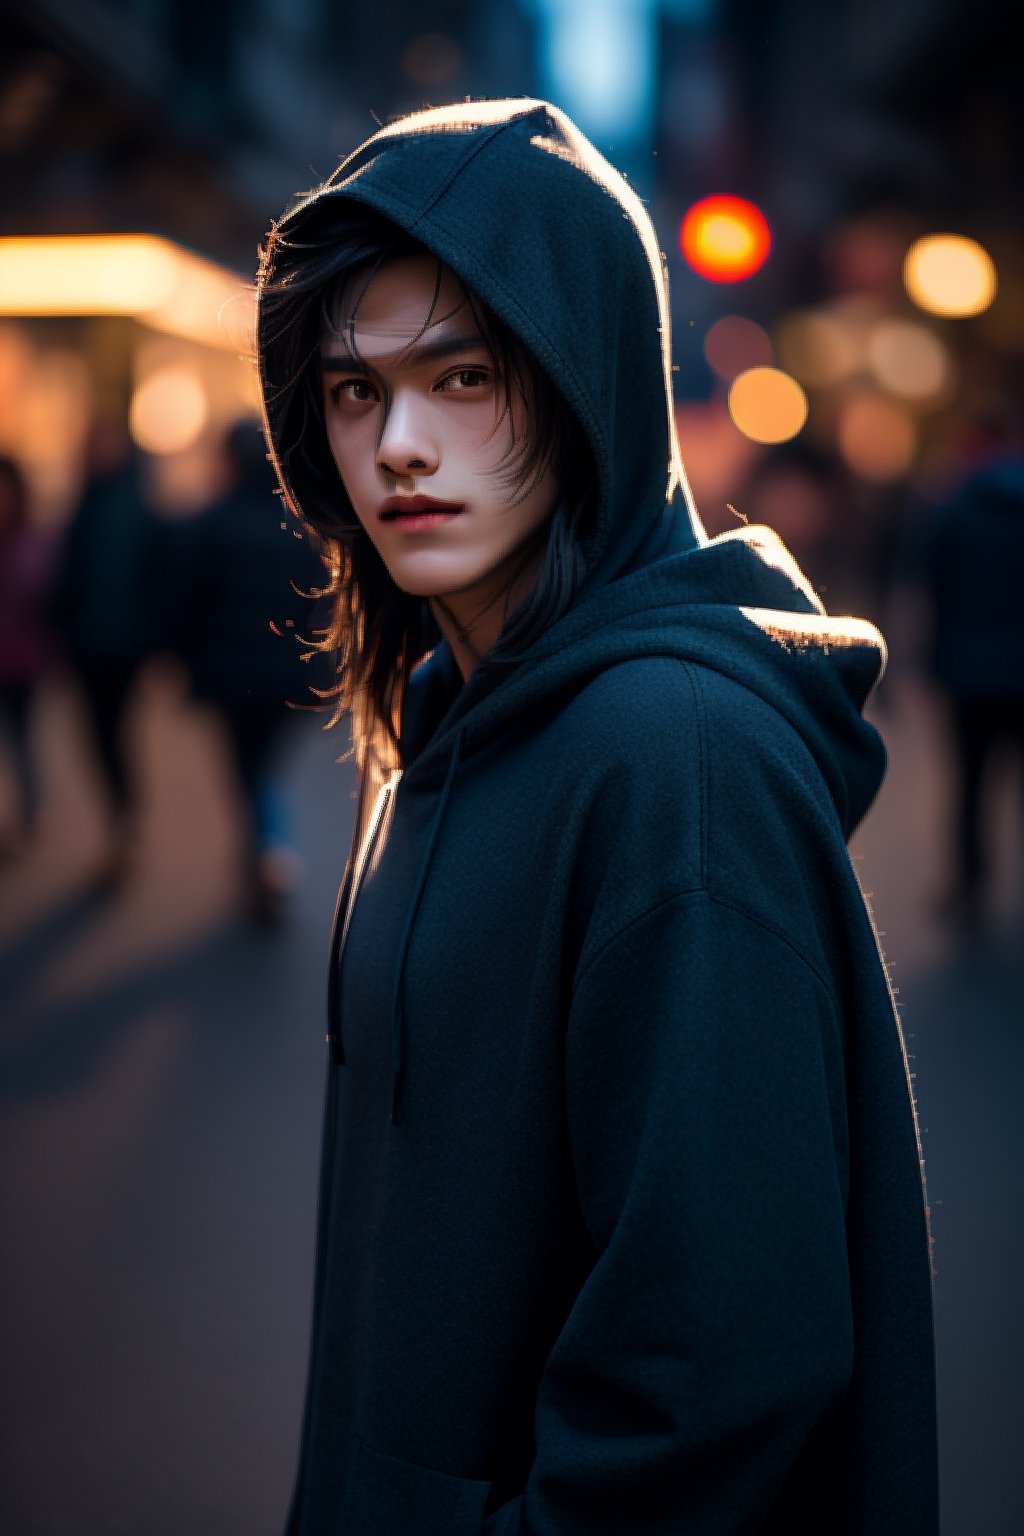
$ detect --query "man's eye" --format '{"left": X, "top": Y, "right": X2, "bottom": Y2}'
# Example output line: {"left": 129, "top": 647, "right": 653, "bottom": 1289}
{"left": 330, "top": 379, "right": 377, "bottom": 405}
{"left": 437, "top": 367, "right": 491, "bottom": 392}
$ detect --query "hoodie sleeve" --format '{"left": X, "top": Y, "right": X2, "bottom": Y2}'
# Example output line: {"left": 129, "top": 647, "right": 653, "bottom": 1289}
{"left": 485, "top": 887, "right": 853, "bottom": 1536}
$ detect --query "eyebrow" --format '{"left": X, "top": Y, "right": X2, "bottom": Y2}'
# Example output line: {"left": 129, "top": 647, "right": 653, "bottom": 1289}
{"left": 319, "top": 330, "right": 488, "bottom": 373}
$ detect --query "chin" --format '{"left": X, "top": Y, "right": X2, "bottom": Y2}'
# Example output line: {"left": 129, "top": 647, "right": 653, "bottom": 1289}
{"left": 384, "top": 554, "right": 488, "bottom": 599}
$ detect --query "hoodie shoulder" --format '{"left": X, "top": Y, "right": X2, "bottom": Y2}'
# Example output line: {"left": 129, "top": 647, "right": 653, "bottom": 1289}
{"left": 555, "top": 653, "right": 865, "bottom": 980}
{"left": 560, "top": 652, "right": 835, "bottom": 821}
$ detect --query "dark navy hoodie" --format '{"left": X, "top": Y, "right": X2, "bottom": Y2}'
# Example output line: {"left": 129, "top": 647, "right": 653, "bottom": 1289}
{"left": 260, "top": 100, "right": 938, "bottom": 1536}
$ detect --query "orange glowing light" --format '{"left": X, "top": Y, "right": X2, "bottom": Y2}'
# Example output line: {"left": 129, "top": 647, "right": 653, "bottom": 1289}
{"left": 680, "top": 196, "right": 772, "bottom": 283}
{"left": 728, "top": 366, "right": 808, "bottom": 444}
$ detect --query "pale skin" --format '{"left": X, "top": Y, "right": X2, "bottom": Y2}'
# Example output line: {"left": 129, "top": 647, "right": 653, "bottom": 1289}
{"left": 321, "top": 255, "right": 560, "bottom": 680}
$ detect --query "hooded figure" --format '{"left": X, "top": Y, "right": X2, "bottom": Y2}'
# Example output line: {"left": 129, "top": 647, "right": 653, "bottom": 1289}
{"left": 257, "top": 100, "right": 937, "bottom": 1536}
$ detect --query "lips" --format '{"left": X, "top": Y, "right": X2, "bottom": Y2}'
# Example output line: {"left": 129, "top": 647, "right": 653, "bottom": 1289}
{"left": 378, "top": 495, "right": 465, "bottom": 522}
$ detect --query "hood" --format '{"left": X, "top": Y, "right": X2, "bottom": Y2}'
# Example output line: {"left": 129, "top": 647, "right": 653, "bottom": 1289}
{"left": 263, "top": 97, "right": 701, "bottom": 590}
{"left": 266, "top": 96, "right": 886, "bottom": 839}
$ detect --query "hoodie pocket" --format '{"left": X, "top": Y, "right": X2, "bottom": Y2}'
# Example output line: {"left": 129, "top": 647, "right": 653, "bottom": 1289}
{"left": 345, "top": 1437, "right": 493, "bottom": 1536}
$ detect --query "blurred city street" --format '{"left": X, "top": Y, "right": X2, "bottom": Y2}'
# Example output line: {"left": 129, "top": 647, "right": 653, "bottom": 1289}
{"left": 0, "top": 652, "right": 1022, "bottom": 1534}
{"left": 853, "top": 674, "right": 1024, "bottom": 1536}
{"left": 2, "top": 1, "right": 1022, "bottom": 1529}
{"left": 0, "top": 675, "right": 355, "bottom": 1535}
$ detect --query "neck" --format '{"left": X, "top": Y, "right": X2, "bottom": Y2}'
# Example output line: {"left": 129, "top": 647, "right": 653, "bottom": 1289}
{"left": 430, "top": 544, "right": 546, "bottom": 682}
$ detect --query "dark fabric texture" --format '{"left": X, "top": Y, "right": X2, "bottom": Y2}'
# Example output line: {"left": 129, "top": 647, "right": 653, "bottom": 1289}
{"left": 264, "top": 100, "right": 938, "bottom": 1536}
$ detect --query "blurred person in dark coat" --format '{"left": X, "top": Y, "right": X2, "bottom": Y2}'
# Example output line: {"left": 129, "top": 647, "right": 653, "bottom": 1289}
{"left": 171, "top": 418, "right": 330, "bottom": 924}
{"left": 917, "top": 411, "right": 1024, "bottom": 927}
{"left": 52, "top": 415, "right": 162, "bottom": 886}
{"left": 0, "top": 454, "right": 57, "bottom": 858}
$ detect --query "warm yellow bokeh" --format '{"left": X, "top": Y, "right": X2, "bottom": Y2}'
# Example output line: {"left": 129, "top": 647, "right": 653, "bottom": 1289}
{"left": 728, "top": 366, "right": 808, "bottom": 444}
{"left": 866, "top": 318, "right": 952, "bottom": 403}
{"left": 774, "top": 310, "right": 861, "bottom": 388}
{"left": 837, "top": 393, "right": 916, "bottom": 480}
{"left": 130, "top": 366, "right": 209, "bottom": 455}
{"left": 0, "top": 235, "right": 252, "bottom": 351}
{"left": 0, "top": 236, "right": 177, "bottom": 314}
{"left": 903, "top": 234, "right": 997, "bottom": 318}
{"left": 701, "top": 216, "right": 755, "bottom": 262}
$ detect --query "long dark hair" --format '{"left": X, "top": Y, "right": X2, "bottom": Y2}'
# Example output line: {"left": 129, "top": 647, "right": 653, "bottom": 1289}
{"left": 256, "top": 203, "right": 595, "bottom": 789}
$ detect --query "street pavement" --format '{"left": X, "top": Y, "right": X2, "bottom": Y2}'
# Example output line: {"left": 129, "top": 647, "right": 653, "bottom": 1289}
{"left": 1, "top": 664, "right": 1021, "bottom": 1534}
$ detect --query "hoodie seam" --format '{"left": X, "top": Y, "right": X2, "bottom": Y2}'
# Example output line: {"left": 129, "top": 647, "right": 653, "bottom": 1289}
{"left": 679, "top": 661, "right": 709, "bottom": 886}
{"left": 573, "top": 886, "right": 706, "bottom": 996}
{"left": 409, "top": 121, "right": 517, "bottom": 224}
{"left": 704, "top": 893, "right": 840, "bottom": 1011}
{"left": 573, "top": 886, "right": 840, "bottom": 1017}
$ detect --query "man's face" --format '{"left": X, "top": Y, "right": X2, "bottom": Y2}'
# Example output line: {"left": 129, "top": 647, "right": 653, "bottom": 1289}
{"left": 321, "top": 255, "right": 559, "bottom": 600}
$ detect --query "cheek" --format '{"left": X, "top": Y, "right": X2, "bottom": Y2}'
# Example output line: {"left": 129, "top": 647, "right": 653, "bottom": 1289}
{"left": 441, "top": 401, "right": 510, "bottom": 467}
{"left": 326, "top": 418, "right": 376, "bottom": 502}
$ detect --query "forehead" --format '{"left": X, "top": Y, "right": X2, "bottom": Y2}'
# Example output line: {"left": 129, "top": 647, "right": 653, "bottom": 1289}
{"left": 327, "top": 254, "right": 479, "bottom": 353}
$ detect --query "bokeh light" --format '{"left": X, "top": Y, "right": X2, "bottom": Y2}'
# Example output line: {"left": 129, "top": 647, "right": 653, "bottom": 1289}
{"left": 130, "top": 366, "right": 208, "bottom": 455}
{"left": 680, "top": 195, "right": 772, "bottom": 283}
{"left": 728, "top": 366, "right": 808, "bottom": 444}
{"left": 837, "top": 393, "right": 916, "bottom": 480}
{"left": 774, "top": 309, "right": 862, "bottom": 388}
{"left": 703, "top": 315, "right": 773, "bottom": 381}
{"left": 0, "top": 235, "right": 177, "bottom": 315}
{"left": 866, "top": 318, "right": 952, "bottom": 403}
{"left": 903, "top": 233, "right": 997, "bottom": 318}
{"left": 0, "top": 234, "right": 247, "bottom": 350}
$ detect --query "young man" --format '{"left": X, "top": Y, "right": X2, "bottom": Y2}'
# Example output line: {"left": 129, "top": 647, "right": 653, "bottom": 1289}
{"left": 257, "top": 99, "right": 938, "bottom": 1535}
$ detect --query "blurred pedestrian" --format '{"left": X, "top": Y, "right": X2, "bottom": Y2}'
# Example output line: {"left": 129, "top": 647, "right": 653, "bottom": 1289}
{"left": 52, "top": 415, "right": 161, "bottom": 887}
{"left": 169, "top": 419, "right": 330, "bottom": 924}
{"left": 0, "top": 454, "right": 57, "bottom": 858}
{"left": 917, "top": 409, "right": 1024, "bottom": 928}
{"left": 257, "top": 100, "right": 937, "bottom": 1534}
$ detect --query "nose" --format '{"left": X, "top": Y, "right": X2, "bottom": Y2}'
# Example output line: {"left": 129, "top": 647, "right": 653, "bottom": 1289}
{"left": 377, "top": 390, "right": 438, "bottom": 479}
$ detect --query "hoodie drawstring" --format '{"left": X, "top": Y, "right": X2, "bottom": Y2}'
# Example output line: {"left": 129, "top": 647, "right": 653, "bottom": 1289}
{"left": 389, "top": 732, "right": 462, "bottom": 1124}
